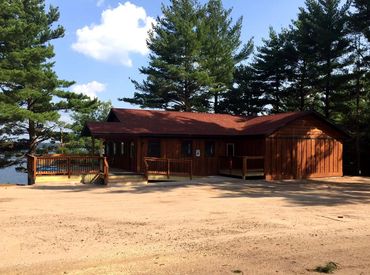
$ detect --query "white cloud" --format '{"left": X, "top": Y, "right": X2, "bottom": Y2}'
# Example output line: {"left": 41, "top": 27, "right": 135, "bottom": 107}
{"left": 71, "top": 81, "right": 106, "bottom": 99}
{"left": 72, "top": 2, "right": 155, "bottom": 66}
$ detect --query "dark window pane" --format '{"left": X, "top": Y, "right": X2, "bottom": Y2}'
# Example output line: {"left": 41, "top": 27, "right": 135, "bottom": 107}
{"left": 147, "top": 141, "right": 161, "bottom": 157}
{"left": 181, "top": 141, "right": 192, "bottom": 157}
{"left": 226, "top": 143, "right": 235, "bottom": 157}
{"left": 205, "top": 141, "right": 215, "bottom": 157}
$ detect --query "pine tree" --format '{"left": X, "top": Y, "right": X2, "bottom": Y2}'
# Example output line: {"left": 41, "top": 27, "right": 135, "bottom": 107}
{"left": 251, "top": 28, "right": 293, "bottom": 113}
{"left": 352, "top": 0, "right": 370, "bottom": 41}
{"left": 298, "top": 0, "right": 351, "bottom": 118}
{"left": 0, "top": 0, "right": 94, "bottom": 166}
{"left": 286, "top": 16, "right": 320, "bottom": 111}
{"left": 61, "top": 100, "right": 112, "bottom": 154}
{"left": 201, "top": 0, "right": 253, "bottom": 113}
{"left": 218, "top": 65, "right": 266, "bottom": 115}
{"left": 122, "top": 0, "right": 211, "bottom": 112}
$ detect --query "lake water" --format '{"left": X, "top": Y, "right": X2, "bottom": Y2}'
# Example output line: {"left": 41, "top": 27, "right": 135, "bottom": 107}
{"left": 0, "top": 166, "right": 27, "bottom": 185}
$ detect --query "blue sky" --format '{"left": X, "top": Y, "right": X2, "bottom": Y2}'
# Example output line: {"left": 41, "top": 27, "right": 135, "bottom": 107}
{"left": 46, "top": 0, "right": 306, "bottom": 109}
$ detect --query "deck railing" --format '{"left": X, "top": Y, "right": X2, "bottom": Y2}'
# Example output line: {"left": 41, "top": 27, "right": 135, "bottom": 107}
{"left": 27, "top": 154, "right": 109, "bottom": 185}
{"left": 219, "top": 156, "right": 264, "bottom": 179}
{"left": 144, "top": 157, "right": 192, "bottom": 180}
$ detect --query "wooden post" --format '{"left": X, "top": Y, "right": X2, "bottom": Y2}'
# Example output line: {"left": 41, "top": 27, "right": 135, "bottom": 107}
{"left": 67, "top": 157, "right": 71, "bottom": 178}
{"left": 229, "top": 158, "right": 233, "bottom": 175}
{"left": 189, "top": 160, "right": 193, "bottom": 180}
{"left": 92, "top": 136, "right": 95, "bottom": 155}
{"left": 242, "top": 157, "right": 247, "bottom": 180}
{"left": 33, "top": 156, "right": 37, "bottom": 182}
{"left": 167, "top": 159, "right": 170, "bottom": 179}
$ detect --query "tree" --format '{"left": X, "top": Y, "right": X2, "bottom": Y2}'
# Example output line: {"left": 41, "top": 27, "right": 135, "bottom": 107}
{"left": 0, "top": 0, "right": 94, "bottom": 166}
{"left": 250, "top": 28, "right": 294, "bottom": 113}
{"left": 122, "top": 0, "right": 211, "bottom": 112}
{"left": 122, "top": 0, "right": 252, "bottom": 112}
{"left": 339, "top": 1, "right": 370, "bottom": 175}
{"left": 298, "top": 0, "right": 351, "bottom": 118}
{"left": 218, "top": 65, "right": 266, "bottom": 115}
{"left": 201, "top": 0, "right": 253, "bottom": 113}
{"left": 60, "top": 100, "right": 112, "bottom": 154}
{"left": 352, "top": 0, "right": 370, "bottom": 41}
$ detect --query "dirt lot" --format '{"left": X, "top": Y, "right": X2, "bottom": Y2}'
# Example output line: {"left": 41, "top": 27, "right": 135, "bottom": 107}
{"left": 1, "top": 176, "right": 370, "bottom": 275}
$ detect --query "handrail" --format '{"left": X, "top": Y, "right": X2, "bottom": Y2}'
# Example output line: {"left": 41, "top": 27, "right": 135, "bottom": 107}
{"left": 103, "top": 157, "right": 109, "bottom": 185}
{"left": 27, "top": 154, "right": 109, "bottom": 185}
{"left": 219, "top": 155, "right": 264, "bottom": 179}
{"left": 144, "top": 157, "right": 192, "bottom": 180}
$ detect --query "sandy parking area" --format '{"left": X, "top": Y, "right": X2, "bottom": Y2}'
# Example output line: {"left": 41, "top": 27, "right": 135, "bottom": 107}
{"left": 1, "top": 176, "right": 370, "bottom": 274}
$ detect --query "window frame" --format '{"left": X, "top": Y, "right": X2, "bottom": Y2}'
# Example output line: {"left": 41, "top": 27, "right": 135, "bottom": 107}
{"left": 205, "top": 141, "right": 215, "bottom": 157}
{"left": 181, "top": 140, "right": 193, "bottom": 157}
{"left": 226, "top": 143, "right": 235, "bottom": 157}
{"left": 147, "top": 140, "right": 161, "bottom": 158}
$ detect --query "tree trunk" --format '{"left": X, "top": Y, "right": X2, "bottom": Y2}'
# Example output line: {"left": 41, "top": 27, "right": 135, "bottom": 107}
{"left": 355, "top": 72, "right": 361, "bottom": 175}
{"left": 214, "top": 92, "right": 219, "bottom": 113}
{"left": 324, "top": 57, "right": 332, "bottom": 119}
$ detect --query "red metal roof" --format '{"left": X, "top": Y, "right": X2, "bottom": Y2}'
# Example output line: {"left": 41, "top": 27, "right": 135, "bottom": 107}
{"left": 82, "top": 108, "right": 345, "bottom": 137}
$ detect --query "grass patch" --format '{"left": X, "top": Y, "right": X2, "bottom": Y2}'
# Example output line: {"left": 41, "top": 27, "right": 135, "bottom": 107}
{"left": 314, "top": 262, "right": 338, "bottom": 273}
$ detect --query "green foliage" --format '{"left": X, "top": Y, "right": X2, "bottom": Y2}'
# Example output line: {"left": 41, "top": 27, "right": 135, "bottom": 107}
{"left": 314, "top": 261, "right": 338, "bottom": 273}
{"left": 0, "top": 0, "right": 97, "bottom": 166}
{"left": 200, "top": 0, "right": 253, "bottom": 112}
{"left": 59, "top": 100, "right": 112, "bottom": 154}
{"left": 122, "top": 0, "right": 252, "bottom": 112}
{"left": 250, "top": 28, "right": 295, "bottom": 113}
{"left": 219, "top": 65, "right": 266, "bottom": 115}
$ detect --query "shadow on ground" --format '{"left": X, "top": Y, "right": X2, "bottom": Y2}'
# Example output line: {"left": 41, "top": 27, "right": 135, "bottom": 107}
{"left": 28, "top": 176, "right": 370, "bottom": 207}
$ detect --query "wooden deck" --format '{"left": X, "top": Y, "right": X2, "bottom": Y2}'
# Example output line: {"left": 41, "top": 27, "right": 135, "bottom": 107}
{"left": 219, "top": 169, "right": 264, "bottom": 178}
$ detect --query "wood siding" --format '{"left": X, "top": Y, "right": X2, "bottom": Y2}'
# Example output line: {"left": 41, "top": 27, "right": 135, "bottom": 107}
{"left": 137, "top": 137, "right": 264, "bottom": 176}
{"left": 265, "top": 115, "right": 344, "bottom": 180}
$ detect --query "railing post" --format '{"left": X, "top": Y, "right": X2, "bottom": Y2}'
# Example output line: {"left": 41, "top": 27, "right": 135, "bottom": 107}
{"left": 167, "top": 159, "right": 170, "bottom": 179}
{"left": 67, "top": 157, "right": 71, "bottom": 178}
{"left": 229, "top": 158, "right": 233, "bottom": 175}
{"left": 33, "top": 156, "right": 37, "bottom": 181}
{"left": 104, "top": 156, "right": 109, "bottom": 185}
{"left": 189, "top": 160, "right": 193, "bottom": 180}
{"left": 242, "top": 157, "right": 247, "bottom": 180}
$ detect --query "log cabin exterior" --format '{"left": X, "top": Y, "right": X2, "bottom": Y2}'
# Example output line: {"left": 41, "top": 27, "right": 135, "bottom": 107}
{"left": 81, "top": 108, "right": 349, "bottom": 180}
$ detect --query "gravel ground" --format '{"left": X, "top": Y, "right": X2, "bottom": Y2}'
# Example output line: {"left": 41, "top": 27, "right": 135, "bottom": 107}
{"left": 1, "top": 176, "right": 370, "bottom": 274}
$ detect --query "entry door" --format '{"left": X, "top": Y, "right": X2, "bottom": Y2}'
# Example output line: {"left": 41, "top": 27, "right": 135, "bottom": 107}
{"left": 226, "top": 143, "right": 235, "bottom": 157}
{"left": 129, "top": 141, "right": 136, "bottom": 171}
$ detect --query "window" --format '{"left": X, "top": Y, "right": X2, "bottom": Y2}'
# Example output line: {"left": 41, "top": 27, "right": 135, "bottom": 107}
{"left": 120, "top": 142, "right": 125, "bottom": 155}
{"left": 147, "top": 141, "right": 161, "bottom": 157}
{"left": 113, "top": 142, "right": 117, "bottom": 155}
{"left": 205, "top": 141, "right": 215, "bottom": 157}
{"left": 181, "top": 141, "right": 192, "bottom": 157}
{"left": 226, "top": 143, "right": 235, "bottom": 157}
{"left": 130, "top": 142, "right": 135, "bottom": 158}
{"left": 105, "top": 143, "right": 110, "bottom": 156}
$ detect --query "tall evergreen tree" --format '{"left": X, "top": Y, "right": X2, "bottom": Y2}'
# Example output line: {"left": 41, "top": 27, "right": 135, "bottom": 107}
{"left": 352, "top": 0, "right": 370, "bottom": 41}
{"left": 285, "top": 17, "right": 320, "bottom": 111}
{"left": 251, "top": 28, "right": 293, "bottom": 113}
{"left": 122, "top": 0, "right": 252, "bottom": 112}
{"left": 298, "top": 0, "right": 351, "bottom": 118}
{"left": 201, "top": 0, "right": 253, "bottom": 113}
{"left": 122, "top": 0, "right": 211, "bottom": 112}
{"left": 0, "top": 0, "right": 94, "bottom": 166}
{"left": 219, "top": 65, "right": 266, "bottom": 115}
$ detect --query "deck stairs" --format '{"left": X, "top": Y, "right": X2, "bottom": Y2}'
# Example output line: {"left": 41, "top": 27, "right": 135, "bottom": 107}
{"left": 107, "top": 170, "right": 147, "bottom": 185}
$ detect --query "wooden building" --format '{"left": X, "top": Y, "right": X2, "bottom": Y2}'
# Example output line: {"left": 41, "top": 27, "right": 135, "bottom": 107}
{"left": 82, "top": 108, "right": 349, "bottom": 180}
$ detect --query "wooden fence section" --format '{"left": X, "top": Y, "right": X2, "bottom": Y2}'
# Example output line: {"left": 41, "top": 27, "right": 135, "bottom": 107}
{"left": 265, "top": 137, "right": 343, "bottom": 180}
{"left": 144, "top": 157, "right": 193, "bottom": 180}
{"left": 27, "top": 155, "right": 109, "bottom": 185}
{"left": 219, "top": 156, "right": 265, "bottom": 179}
